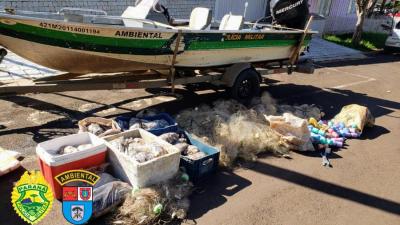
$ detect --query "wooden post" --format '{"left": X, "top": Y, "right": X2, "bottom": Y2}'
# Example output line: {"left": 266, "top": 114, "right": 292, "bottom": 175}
{"left": 170, "top": 30, "right": 183, "bottom": 92}
{"left": 289, "top": 16, "right": 314, "bottom": 66}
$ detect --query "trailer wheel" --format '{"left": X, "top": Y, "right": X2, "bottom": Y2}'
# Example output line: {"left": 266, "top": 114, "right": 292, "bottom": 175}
{"left": 230, "top": 68, "right": 260, "bottom": 102}
{"left": 383, "top": 46, "right": 397, "bottom": 54}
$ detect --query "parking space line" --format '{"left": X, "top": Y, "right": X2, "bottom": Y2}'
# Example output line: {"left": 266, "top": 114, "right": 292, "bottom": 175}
{"left": 314, "top": 64, "right": 377, "bottom": 89}
{"left": 282, "top": 64, "right": 377, "bottom": 100}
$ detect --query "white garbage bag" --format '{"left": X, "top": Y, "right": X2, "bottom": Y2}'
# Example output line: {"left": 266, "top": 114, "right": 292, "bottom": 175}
{"left": 265, "top": 113, "right": 314, "bottom": 151}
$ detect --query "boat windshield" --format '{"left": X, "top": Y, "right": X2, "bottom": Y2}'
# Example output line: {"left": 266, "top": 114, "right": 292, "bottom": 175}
{"left": 1, "top": 3, "right": 302, "bottom": 32}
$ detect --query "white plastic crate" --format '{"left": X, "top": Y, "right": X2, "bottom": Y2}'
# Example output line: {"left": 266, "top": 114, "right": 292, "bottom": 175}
{"left": 104, "top": 129, "right": 180, "bottom": 188}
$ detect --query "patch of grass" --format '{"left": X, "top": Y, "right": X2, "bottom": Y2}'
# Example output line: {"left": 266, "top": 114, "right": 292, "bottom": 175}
{"left": 323, "top": 32, "right": 388, "bottom": 51}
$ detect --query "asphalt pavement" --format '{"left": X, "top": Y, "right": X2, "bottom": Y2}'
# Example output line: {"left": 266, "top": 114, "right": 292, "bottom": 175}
{"left": 0, "top": 53, "right": 399, "bottom": 225}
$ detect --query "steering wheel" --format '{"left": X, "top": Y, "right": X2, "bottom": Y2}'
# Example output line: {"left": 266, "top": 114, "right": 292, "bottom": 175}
{"left": 152, "top": 0, "right": 163, "bottom": 13}
{"left": 135, "top": 0, "right": 171, "bottom": 23}
{"left": 153, "top": 0, "right": 171, "bottom": 23}
{"left": 253, "top": 16, "right": 272, "bottom": 30}
{"left": 253, "top": 17, "right": 265, "bottom": 30}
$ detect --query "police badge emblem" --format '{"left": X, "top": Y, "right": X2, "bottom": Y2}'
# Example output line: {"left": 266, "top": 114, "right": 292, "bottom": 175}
{"left": 62, "top": 187, "right": 93, "bottom": 224}
{"left": 55, "top": 170, "right": 100, "bottom": 225}
{"left": 11, "top": 171, "right": 54, "bottom": 224}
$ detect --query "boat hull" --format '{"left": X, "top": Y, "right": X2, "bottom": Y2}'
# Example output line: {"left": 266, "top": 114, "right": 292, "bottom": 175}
{"left": 0, "top": 14, "right": 312, "bottom": 73}
{"left": 0, "top": 35, "right": 170, "bottom": 74}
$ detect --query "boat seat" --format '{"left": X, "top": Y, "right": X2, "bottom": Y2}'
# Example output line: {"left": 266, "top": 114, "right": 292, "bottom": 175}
{"left": 219, "top": 14, "right": 244, "bottom": 30}
{"left": 188, "top": 7, "right": 212, "bottom": 30}
{"left": 121, "top": 0, "right": 158, "bottom": 27}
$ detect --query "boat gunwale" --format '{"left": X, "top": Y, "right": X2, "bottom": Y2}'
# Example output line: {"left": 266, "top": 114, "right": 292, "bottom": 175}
{"left": 0, "top": 11, "right": 318, "bottom": 35}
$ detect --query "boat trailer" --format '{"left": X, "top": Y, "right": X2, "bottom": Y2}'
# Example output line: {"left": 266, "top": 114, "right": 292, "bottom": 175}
{"left": 0, "top": 60, "right": 314, "bottom": 99}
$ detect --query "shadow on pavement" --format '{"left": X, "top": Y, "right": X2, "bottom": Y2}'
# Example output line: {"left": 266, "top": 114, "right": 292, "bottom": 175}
{"left": 54, "top": 93, "right": 145, "bottom": 115}
{"left": 67, "top": 168, "right": 252, "bottom": 225}
{"left": 0, "top": 58, "right": 399, "bottom": 224}
{"left": 1, "top": 95, "right": 85, "bottom": 120}
{"left": 265, "top": 84, "right": 400, "bottom": 119}
{"left": 247, "top": 161, "right": 400, "bottom": 216}
{"left": 1, "top": 80, "right": 399, "bottom": 143}
{"left": 360, "top": 124, "right": 390, "bottom": 140}
{"left": 186, "top": 170, "right": 252, "bottom": 222}
{"left": 0, "top": 118, "right": 76, "bottom": 143}
{"left": 0, "top": 167, "right": 29, "bottom": 225}
{"left": 316, "top": 53, "right": 400, "bottom": 68}
{"left": 0, "top": 89, "right": 214, "bottom": 142}
{"left": 295, "top": 150, "right": 343, "bottom": 159}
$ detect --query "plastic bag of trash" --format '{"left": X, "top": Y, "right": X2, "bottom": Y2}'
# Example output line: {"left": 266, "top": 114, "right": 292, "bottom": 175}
{"left": 332, "top": 104, "right": 374, "bottom": 132}
{"left": 265, "top": 113, "right": 314, "bottom": 151}
{"left": 78, "top": 117, "right": 121, "bottom": 137}
{"left": 56, "top": 144, "right": 95, "bottom": 155}
{"left": 159, "top": 132, "right": 181, "bottom": 145}
{"left": 0, "top": 148, "right": 21, "bottom": 176}
{"left": 136, "top": 109, "right": 158, "bottom": 119}
{"left": 129, "top": 118, "right": 170, "bottom": 131}
{"left": 109, "top": 137, "right": 169, "bottom": 163}
{"left": 92, "top": 173, "right": 132, "bottom": 218}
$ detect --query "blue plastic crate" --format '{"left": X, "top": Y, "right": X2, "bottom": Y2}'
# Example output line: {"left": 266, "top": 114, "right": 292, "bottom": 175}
{"left": 115, "top": 113, "right": 178, "bottom": 136}
{"left": 180, "top": 132, "right": 220, "bottom": 184}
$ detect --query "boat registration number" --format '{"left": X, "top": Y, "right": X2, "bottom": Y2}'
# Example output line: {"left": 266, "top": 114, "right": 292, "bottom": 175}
{"left": 39, "top": 22, "right": 100, "bottom": 34}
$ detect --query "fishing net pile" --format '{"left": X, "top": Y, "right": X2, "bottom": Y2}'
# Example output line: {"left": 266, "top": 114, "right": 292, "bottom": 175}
{"left": 113, "top": 172, "right": 192, "bottom": 225}
{"left": 176, "top": 93, "right": 323, "bottom": 167}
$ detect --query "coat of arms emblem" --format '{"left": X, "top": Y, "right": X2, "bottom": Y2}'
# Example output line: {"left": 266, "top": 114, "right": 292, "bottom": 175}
{"left": 55, "top": 170, "right": 100, "bottom": 225}
{"left": 11, "top": 171, "right": 54, "bottom": 224}
{"left": 62, "top": 186, "right": 93, "bottom": 224}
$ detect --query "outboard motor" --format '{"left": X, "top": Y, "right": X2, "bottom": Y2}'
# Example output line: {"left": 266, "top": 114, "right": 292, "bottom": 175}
{"left": 270, "top": 0, "right": 309, "bottom": 29}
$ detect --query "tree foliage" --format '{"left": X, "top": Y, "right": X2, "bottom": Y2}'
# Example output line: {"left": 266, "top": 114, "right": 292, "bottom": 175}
{"left": 352, "top": 0, "right": 379, "bottom": 45}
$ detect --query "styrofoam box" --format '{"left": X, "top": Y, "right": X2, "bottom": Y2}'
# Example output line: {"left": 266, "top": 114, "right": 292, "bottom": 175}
{"left": 104, "top": 129, "right": 180, "bottom": 188}
{"left": 36, "top": 132, "right": 107, "bottom": 167}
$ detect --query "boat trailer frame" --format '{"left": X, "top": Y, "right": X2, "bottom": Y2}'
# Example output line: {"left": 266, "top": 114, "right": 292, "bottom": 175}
{"left": 0, "top": 61, "right": 314, "bottom": 96}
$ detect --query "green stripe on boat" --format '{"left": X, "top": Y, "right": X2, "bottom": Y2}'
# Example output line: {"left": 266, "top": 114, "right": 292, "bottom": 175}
{"left": 0, "top": 22, "right": 173, "bottom": 55}
{"left": 0, "top": 22, "right": 169, "bottom": 48}
{"left": 0, "top": 22, "right": 312, "bottom": 55}
{"left": 187, "top": 40, "right": 297, "bottom": 50}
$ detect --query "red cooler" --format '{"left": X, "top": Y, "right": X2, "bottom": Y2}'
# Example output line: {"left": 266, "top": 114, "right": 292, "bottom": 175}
{"left": 36, "top": 132, "right": 107, "bottom": 199}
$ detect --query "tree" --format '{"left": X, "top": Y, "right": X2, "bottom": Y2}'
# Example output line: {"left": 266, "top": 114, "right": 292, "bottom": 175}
{"left": 385, "top": 0, "right": 400, "bottom": 13}
{"left": 352, "top": 0, "right": 379, "bottom": 45}
{"left": 380, "top": 0, "right": 387, "bottom": 14}
{"left": 30, "top": 194, "right": 38, "bottom": 202}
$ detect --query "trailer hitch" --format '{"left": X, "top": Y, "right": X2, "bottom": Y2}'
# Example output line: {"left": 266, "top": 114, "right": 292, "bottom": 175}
{"left": 0, "top": 48, "right": 7, "bottom": 64}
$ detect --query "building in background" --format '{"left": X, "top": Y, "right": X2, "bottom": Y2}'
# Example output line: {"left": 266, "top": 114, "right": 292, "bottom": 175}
{"left": 0, "top": 0, "right": 388, "bottom": 34}
{"left": 214, "top": 0, "right": 267, "bottom": 21}
{"left": 309, "top": 0, "right": 359, "bottom": 34}
{"left": 0, "top": 0, "right": 272, "bottom": 21}
{"left": 0, "top": 0, "right": 215, "bottom": 18}
{"left": 309, "top": 0, "right": 391, "bottom": 35}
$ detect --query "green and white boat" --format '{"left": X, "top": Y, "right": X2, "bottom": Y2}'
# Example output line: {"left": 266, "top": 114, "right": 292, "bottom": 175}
{"left": 0, "top": 0, "right": 314, "bottom": 74}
